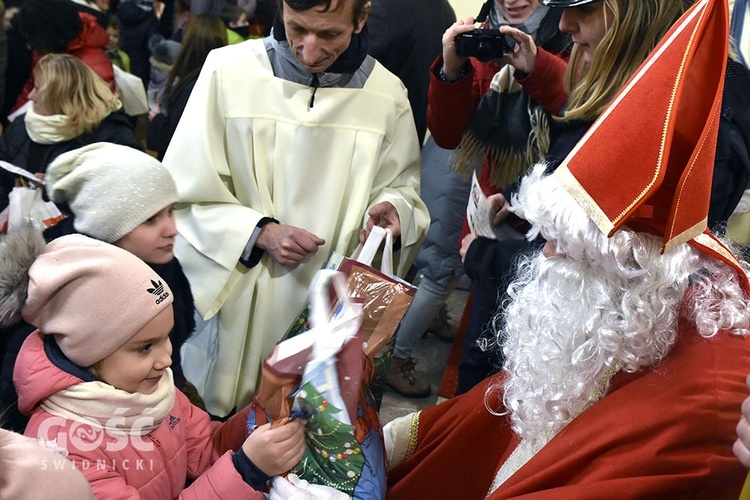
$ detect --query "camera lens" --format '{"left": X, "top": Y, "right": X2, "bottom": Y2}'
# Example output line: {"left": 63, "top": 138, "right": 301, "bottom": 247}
{"left": 475, "top": 36, "right": 495, "bottom": 62}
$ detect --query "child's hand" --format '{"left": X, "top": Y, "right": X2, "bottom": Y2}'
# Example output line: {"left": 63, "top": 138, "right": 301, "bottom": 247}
{"left": 242, "top": 419, "right": 306, "bottom": 476}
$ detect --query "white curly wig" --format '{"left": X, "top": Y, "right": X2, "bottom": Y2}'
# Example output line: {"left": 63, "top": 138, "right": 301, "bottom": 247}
{"left": 488, "top": 164, "right": 750, "bottom": 444}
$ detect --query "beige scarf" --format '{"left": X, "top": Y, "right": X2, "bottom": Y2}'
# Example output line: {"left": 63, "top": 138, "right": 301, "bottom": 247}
{"left": 24, "top": 106, "right": 78, "bottom": 145}
{"left": 40, "top": 369, "right": 176, "bottom": 436}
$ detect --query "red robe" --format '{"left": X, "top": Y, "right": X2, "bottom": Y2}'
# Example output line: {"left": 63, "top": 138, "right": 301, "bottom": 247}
{"left": 387, "top": 320, "right": 750, "bottom": 499}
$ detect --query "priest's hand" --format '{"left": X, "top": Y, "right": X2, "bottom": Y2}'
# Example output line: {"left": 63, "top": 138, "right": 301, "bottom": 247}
{"left": 257, "top": 223, "right": 325, "bottom": 266}
{"left": 360, "top": 201, "right": 400, "bottom": 244}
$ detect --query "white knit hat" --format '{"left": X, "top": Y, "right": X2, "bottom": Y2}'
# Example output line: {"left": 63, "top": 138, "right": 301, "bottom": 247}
{"left": 46, "top": 143, "right": 179, "bottom": 243}
{"left": 22, "top": 234, "right": 174, "bottom": 367}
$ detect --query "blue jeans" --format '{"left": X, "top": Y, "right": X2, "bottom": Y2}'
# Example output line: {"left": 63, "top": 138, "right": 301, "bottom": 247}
{"left": 393, "top": 274, "right": 459, "bottom": 359}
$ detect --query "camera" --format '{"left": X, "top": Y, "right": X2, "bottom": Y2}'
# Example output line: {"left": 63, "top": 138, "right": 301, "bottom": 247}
{"left": 454, "top": 29, "right": 512, "bottom": 62}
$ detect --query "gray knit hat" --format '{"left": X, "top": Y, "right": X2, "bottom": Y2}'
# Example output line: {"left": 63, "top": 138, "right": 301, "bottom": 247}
{"left": 149, "top": 35, "right": 181, "bottom": 71}
{"left": 46, "top": 143, "right": 179, "bottom": 243}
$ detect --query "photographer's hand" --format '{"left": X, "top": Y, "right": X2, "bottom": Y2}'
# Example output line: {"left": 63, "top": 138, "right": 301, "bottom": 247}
{"left": 498, "top": 25, "right": 538, "bottom": 75}
{"left": 442, "top": 18, "right": 478, "bottom": 80}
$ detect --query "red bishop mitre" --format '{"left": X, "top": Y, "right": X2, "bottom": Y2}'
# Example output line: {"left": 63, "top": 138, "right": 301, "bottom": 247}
{"left": 554, "top": 0, "right": 750, "bottom": 292}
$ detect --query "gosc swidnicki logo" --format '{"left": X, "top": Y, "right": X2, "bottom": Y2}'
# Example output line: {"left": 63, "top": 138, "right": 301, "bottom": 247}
{"left": 36, "top": 407, "right": 160, "bottom": 453}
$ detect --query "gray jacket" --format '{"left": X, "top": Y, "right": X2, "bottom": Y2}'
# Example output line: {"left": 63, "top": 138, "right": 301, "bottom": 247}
{"left": 414, "top": 135, "right": 470, "bottom": 286}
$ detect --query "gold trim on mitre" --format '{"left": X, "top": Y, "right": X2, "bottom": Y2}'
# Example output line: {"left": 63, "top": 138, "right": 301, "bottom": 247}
{"left": 663, "top": 217, "right": 708, "bottom": 254}
{"left": 554, "top": 164, "right": 615, "bottom": 236}
{"left": 693, "top": 232, "right": 745, "bottom": 269}
{"left": 606, "top": 16, "right": 699, "bottom": 227}
{"left": 664, "top": 91, "right": 721, "bottom": 251}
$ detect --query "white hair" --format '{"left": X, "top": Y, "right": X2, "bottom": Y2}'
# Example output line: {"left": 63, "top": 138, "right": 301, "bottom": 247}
{"left": 487, "top": 164, "right": 750, "bottom": 444}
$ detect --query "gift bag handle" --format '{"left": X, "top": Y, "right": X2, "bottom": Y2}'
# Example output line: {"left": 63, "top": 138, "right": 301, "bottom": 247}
{"left": 308, "top": 269, "right": 353, "bottom": 330}
{"left": 353, "top": 226, "right": 393, "bottom": 276}
{"left": 0, "top": 161, "right": 46, "bottom": 186}
{"left": 272, "top": 270, "right": 360, "bottom": 364}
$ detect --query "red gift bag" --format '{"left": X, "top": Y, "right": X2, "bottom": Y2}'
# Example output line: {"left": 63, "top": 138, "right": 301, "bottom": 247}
{"left": 337, "top": 227, "right": 416, "bottom": 408}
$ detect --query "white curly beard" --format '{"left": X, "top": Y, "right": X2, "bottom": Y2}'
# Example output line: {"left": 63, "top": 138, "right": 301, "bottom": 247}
{"left": 497, "top": 165, "right": 696, "bottom": 444}
{"left": 499, "top": 246, "right": 683, "bottom": 443}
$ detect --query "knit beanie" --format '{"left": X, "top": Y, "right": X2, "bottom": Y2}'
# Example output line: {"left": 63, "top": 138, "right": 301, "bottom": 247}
{"left": 0, "top": 428, "right": 95, "bottom": 500}
{"left": 21, "top": 234, "right": 174, "bottom": 367}
{"left": 148, "top": 35, "right": 181, "bottom": 71}
{"left": 46, "top": 142, "right": 179, "bottom": 243}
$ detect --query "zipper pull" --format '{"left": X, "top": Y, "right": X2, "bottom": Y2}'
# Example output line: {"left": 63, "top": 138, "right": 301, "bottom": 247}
{"left": 309, "top": 73, "right": 320, "bottom": 109}
{"left": 147, "top": 433, "right": 162, "bottom": 447}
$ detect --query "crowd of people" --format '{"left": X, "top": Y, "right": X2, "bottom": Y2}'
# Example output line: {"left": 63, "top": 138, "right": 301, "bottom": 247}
{"left": 1, "top": 0, "right": 750, "bottom": 497}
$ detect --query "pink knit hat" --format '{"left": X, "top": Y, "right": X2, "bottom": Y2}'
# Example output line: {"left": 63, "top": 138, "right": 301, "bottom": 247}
{"left": 0, "top": 428, "right": 94, "bottom": 500}
{"left": 21, "top": 235, "right": 174, "bottom": 367}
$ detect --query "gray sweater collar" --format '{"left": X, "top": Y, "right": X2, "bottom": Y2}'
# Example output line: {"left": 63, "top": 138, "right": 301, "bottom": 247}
{"left": 263, "top": 33, "right": 374, "bottom": 89}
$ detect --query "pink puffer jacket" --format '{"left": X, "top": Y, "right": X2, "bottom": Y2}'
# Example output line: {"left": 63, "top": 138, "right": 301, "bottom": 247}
{"left": 15, "top": 332, "right": 261, "bottom": 499}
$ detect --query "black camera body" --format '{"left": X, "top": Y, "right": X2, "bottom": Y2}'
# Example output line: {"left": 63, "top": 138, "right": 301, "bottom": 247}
{"left": 454, "top": 29, "right": 511, "bottom": 62}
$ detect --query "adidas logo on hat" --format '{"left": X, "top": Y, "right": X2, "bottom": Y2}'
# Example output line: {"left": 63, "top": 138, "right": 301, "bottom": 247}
{"left": 147, "top": 279, "right": 170, "bottom": 305}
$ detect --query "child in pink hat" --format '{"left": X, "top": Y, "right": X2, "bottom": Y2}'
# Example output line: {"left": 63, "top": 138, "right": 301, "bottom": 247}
{"left": 0, "top": 233, "right": 305, "bottom": 498}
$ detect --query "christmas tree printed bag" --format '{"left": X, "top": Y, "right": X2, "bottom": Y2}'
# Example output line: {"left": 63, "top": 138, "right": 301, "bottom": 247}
{"left": 248, "top": 270, "right": 389, "bottom": 498}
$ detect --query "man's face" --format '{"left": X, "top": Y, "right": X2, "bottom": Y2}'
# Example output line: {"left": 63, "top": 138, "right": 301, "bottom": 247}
{"left": 282, "top": 0, "right": 369, "bottom": 74}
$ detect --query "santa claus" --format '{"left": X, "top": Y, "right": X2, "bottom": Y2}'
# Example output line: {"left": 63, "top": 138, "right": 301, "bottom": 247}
{"left": 385, "top": 0, "right": 750, "bottom": 497}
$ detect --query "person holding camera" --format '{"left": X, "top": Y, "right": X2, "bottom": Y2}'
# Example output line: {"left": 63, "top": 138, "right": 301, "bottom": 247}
{"left": 399, "top": 0, "right": 570, "bottom": 398}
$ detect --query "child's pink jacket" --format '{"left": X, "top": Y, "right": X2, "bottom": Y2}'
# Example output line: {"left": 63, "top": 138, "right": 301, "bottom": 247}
{"left": 15, "top": 332, "right": 262, "bottom": 499}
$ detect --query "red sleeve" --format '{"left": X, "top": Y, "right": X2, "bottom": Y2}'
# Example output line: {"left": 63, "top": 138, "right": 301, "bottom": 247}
{"left": 427, "top": 56, "right": 478, "bottom": 149}
{"left": 387, "top": 373, "right": 515, "bottom": 500}
{"left": 427, "top": 56, "right": 502, "bottom": 149}
{"left": 517, "top": 47, "right": 569, "bottom": 115}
